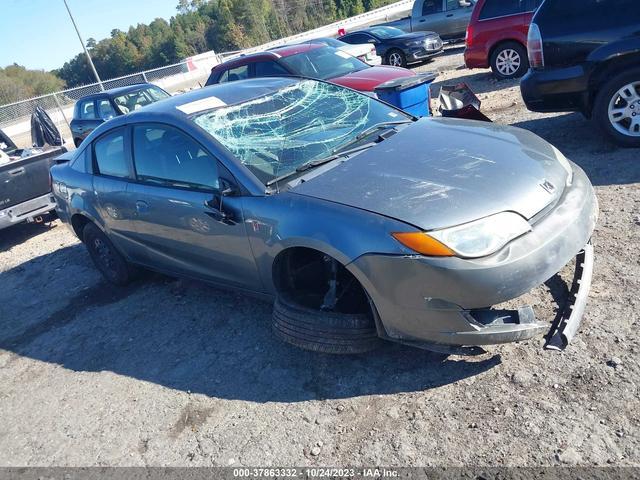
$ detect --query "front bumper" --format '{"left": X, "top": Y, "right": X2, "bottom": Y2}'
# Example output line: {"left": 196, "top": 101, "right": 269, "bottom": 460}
{"left": 349, "top": 164, "right": 598, "bottom": 348}
{"left": 520, "top": 66, "right": 591, "bottom": 115}
{"left": 407, "top": 47, "right": 444, "bottom": 63}
{"left": 0, "top": 193, "right": 56, "bottom": 230}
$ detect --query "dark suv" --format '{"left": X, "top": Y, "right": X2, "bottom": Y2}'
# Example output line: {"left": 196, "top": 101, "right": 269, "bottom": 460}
{"left": 70, "top": 84, "right": 170, "bottom": 147}
{"left": 520, "top": 0, "right": 640, "bottom": 147}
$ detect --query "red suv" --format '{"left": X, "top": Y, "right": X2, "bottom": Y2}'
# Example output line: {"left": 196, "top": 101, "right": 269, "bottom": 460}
{"left": 464, "top": 0, "right": 542, "bottom": 79}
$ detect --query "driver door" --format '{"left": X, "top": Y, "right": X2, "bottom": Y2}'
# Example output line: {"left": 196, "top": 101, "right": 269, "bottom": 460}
{"left": 126, "top": 123, "right": 263, "bottom": 291}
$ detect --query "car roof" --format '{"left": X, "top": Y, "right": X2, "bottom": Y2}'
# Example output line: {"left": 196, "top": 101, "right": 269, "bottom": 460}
{"left": 128, "top": 77, "right": 301, "bottom": 118}
{"left": 80, "top": 83, "right": 158, "bottom": 100}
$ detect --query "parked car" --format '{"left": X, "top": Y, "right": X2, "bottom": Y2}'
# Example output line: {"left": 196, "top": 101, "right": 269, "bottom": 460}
{"left": 521, "top": 0, "right": 640, "bottom": 147}
{"left": 70, "top": 83, "right": 170, "bottom": 147}
{"left": 288, "top": 37, "right": 382, "bottom": 66}
{"left": 205, "top": 44, "right": 414, "bottom": 93}
{"left": 51, "top": 77, "right": 597, "bottom": 354}
{"left": 0, "top": 129, "right": 68, "bottom": 230}
{"left": 464, "top": 0, "right": 542, "bottom": 79}
{"left": 338, "top": 26, "right": 443, "bottom": 67}
{"left": 377, "top": 0, "right": 475, "bottom": 40}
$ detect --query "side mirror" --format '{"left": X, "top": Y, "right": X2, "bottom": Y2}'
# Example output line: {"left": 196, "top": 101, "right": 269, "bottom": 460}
{"left": 459, "top": 0, "right": 472, "bottom": 6}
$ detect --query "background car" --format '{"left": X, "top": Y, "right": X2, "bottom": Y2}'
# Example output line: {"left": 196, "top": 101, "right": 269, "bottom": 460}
{"left": 464, "top": 0, "right": 543, "bottom": 79}
{"left": 70, "top": 83, "right": 170, "bottom": 147}
{"left": 205, "top": 44, "right": 414, "bottom": 93}
{"left": 338, "top": 26, "right": 443, "bottom": 67}
{"left": 377, "top": 0, "right": 475, "bottom": 40}
{"left": 521, "top": 0, "right": 640, "bottom": 147}
{"left": 292, "top": 37, "right": 382, "bottom": 66}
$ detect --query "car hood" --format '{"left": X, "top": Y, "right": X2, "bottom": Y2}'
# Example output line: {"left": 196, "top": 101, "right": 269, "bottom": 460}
{"left": 291, "top": 118, "right": 569, "bottom": 231}
{"left": 389, "top": 31, "right": 437, "bottom": 43}
{"left": 331, "top": 66, "right": 415, "bottom": 92}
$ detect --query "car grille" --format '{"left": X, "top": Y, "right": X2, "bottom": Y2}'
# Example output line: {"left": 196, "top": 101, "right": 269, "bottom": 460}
{"left": 425, "top": 38, "right": 443, "bottom": 50}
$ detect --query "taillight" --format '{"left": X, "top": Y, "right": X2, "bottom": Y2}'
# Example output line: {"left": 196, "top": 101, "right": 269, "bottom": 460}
{"left": 527, "top": 23, "right": 545, "bottom": 69}
{"left": 465, "top": 24, "right": 473, "bottom": 47}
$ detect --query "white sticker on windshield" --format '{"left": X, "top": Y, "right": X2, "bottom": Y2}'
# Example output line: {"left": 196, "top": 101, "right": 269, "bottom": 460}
{"left": 334, "top": 50, "right": 352, "bottom": 59}
{"left": 176, "top": 96, "right": 227, "bottom": 114}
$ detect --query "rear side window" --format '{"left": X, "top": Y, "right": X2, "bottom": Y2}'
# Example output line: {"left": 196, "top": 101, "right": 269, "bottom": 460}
{"left": 340, "top": 33, "right": 371, "bottom": 44}
{"left": 219, "top": 65, "right": 249, "bottom": 83}
{"left": 97, "top": 99, "right": 116, "bottom": 120}
{"left": 78, "top": 100, "right": 96, "bottom": 120}
{"left": 422, "top": 0, "right": 443, "bottom": 15}
{"left": 479, "top": 0, "right": 525, "bottom": 19}
{"left": 132, "top": 125, "right": 219, "bottom": 191}
{"left": 70, "top": 148, "right": 90, "bottom": 173}
{"left": 538, "top": 0, "right": 637, "bottom": 18}
{"left": 254, "top": 61, "right": 290, "bottom": 77}
{"left": 93, "top": 129, "right": 129, "bottom": 178}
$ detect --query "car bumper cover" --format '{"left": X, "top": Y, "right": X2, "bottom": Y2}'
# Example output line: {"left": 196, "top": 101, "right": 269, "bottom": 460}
{"left": 0, "top": 193, "right": 56, "bottom": 230}
{"left": 520, "top": 65, "right": 590, "bottom": 114}
{"left": 348, "top": 164, "right": 598, "bottom": 348}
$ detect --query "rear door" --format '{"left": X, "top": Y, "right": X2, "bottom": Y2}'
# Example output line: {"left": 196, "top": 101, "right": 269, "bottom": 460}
{"left": 126, "top": 123, "right": 262, "bottom": 290}
{"left": 0, "top": 153, "right": 57, "bottom": 209}
{"left": 74, "top": 98, "right": 103, "bottom": 140}
{"left": 91, "top": 127, "right": 146, "bottom": 262}
{"left": 443, "top": 0, "right": 474, "bottom": 38}
{"left": 413, "top": 0, "right": 449, "bottom": 35}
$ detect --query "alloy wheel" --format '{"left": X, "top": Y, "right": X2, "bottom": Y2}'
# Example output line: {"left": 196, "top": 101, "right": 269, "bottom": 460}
{"left": 388, "top": 52, "right": 403, "bottom": 67}
{"left": 608, "top": 81, "right": 640, "bottom": 137}
{"left": 495, "top": 49, "right": 521, "bottom": 77}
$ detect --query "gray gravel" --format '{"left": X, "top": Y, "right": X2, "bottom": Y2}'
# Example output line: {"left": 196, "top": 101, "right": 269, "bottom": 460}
{"left": 0, "top": 50, "right": 638, "bottom": 467}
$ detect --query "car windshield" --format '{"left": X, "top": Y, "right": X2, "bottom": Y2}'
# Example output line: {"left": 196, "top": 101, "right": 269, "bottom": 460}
{"left": 113, "top": 86, "right": 170, "bottom": 114}
{"left": 367, "top": 27, "right": 404, "bottom": 39}
{"left": 191, "top": 80, "right": 411, "bottom": 185}
{"left": 279, "top": 46, "right": 368, "bottom": 80}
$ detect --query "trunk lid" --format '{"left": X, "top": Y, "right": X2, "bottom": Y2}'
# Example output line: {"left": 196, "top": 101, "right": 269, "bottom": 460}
{"left": 331, "top": 66, "right": 415, "bottom": 92}
{"left": 291, "top": 118, "right": 568, "bottom": 231}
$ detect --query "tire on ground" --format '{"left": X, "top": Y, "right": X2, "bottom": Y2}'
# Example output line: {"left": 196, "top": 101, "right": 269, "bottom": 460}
{"left": 272, "top": 293, "right": 382, "bottom": 355}
{"left": 490, "top": 41, "right": 528, "bottom": 80}
{"left": 83, "top": 222, "right": 138, "bottom": 286}
{"left": 592, "top": 67, "right": 640, "bottom": 148}
{"left": 385, "top": 49, "right": 407, "bottom": 68}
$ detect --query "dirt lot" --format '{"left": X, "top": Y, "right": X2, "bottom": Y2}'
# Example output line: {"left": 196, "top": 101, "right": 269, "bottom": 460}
{"left": 0, "top": 48, "right": 638, "bottom": 467}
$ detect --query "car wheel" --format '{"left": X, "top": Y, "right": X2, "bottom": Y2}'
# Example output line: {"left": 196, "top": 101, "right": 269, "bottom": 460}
{"left": 593, "top": 68, "right": 640, "bottom": 147}
{"left": 272, "top": 293, "right": 382, "bottom": 355}
{"left": 83, "top": 223, "right": 137, "bottom": 286}
{"left": 386, "top": 49, "right": 407, "bottom": 68}
{"left": 490, "top": 42, "right": 528, "bottom": 80}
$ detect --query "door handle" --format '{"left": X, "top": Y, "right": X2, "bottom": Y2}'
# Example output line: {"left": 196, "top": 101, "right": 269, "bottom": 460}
{"left": 419, "top": 18, "right": 426, "bottom": 22}
{"left": 446, "top": 13, "right": 454, "bottom": 17}
{"left": 9, "top": 167, "right": 25, "bottom": 176}
{"left": 135, "top": 200, "right": 150, "bottom": 213}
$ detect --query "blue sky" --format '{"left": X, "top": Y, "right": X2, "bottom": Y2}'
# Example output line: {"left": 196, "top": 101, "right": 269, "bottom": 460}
{"left": 1, "top": 0, "right": 177, "bottom": 71}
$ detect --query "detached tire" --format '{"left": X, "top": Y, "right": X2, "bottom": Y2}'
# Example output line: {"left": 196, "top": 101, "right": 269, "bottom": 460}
{"left": 490, "top": 42, "right": 528, "bottom": 79}
{"left": 272, "top": 294, "right": 382, "bottom": 354}
{"left": 83, "top": 223, "right": 138, "bottom": 286}
{"left": 592, "top": 68, "right": 640, "bottom": 148}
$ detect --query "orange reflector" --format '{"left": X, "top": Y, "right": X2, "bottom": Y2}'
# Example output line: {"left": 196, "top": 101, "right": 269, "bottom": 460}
{"left": 391, "top": 232, "right": 455, "bottom": 257}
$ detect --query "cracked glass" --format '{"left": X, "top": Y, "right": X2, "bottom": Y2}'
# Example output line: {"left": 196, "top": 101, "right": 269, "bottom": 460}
{"left": 192, "top": 80, "right": 408, "bottom": 185}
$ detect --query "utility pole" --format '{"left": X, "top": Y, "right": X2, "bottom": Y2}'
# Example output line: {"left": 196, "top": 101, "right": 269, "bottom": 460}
{"left": 63, "top": 0, "right": 104, "bottom": 90}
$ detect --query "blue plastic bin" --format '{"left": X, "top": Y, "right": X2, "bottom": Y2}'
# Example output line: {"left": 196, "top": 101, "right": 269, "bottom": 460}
{"left": 374, "top": 72, "right": 437, "bottom": 117}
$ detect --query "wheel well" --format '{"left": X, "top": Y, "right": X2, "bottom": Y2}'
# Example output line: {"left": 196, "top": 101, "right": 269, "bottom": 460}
{"left": 272, "top": 247, "right": 371, "bottom": 315}
{"left": 588, "top": 54, "right": 640, "bottom": 110}
{"left": 70, "top": 214, "right": 91, "bottom": 240}
{"left": 489, "top": 39, "right": 525, "bottom": 62}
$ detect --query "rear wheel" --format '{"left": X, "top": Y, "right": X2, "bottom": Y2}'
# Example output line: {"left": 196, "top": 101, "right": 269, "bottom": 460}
{"left": 490, "top": 42, "right": 528, "bottom": 79}
{"left": 593, "top": 68, "right": 640, "bottom": 147}
{"left": 83, "top": 223, "right": 138, "bottom": 286}
{"left": 386, "top": 49, "right": 407, "bottom": 68}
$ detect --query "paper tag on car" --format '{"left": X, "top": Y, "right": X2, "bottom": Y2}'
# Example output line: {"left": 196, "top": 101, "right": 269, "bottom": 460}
{"left": 335, "top": 50, "right": 352, "bottom": 59}
{"left": 177, "top": 96, "right": 227, "bottom": 114}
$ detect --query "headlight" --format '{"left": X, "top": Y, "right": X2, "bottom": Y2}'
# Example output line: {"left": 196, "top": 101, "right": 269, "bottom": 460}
{"left": 392, "top": 212, "right": 531, "bottom": 258}
{"left": 551, "top": 145, "right": 574, "bottom": 186}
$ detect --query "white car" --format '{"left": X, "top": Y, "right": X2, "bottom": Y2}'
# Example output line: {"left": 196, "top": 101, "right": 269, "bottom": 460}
{"left": 295, "top": 37, "right": 382, "bottom": 66}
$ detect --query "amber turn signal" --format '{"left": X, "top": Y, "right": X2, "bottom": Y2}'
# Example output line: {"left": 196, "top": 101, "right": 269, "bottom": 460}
{"left": 391, "top": 232, "right": 455, "bottom": 257}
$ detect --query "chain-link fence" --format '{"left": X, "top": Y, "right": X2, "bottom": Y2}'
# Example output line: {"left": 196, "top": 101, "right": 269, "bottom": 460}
{"left": 0, "top": 60, "right": 211, "bottom": 149}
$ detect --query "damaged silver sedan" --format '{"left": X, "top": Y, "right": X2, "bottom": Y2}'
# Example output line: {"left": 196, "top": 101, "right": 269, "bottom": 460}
{"left": 51, "top": 77, "right": 597, "bottom": 354}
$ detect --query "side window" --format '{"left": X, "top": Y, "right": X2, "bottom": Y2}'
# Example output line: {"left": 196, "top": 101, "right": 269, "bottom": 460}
{"left": 445, "top": 0, "right": 461, "bottom": 10}
{"left": 97, "top": 99, "right": 116, "bottom": 120}
{"left": 132, "top": 125, "right": 219, "bottom": 191}
{"left": 93, "top": 129, "right": 129, "bottom": 178}
{"left": 79, "top": 100, "right": 96, "bottom": 120}
{"left": 479, "top": 0, "right": 525, "bottom": 19}
{"left": 254, "top": 61, "right": 290, "bottom": 77}
{"left": 341, "top": 33, "right": 370, "bottom": 44}
{"left": 422, "top": 0, "right": 443, "bottom": 15}
{"left": 218, "top": 65, "right": 249, "bottom": 83}
{"left": 70, "top": 148, "right": 89, "bottom": 173}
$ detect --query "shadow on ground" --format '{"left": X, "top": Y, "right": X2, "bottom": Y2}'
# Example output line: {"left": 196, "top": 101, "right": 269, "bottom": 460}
{"left": 514, "top": 113, "right": 640, "bottom": 186}
{"left": 0, "top": 245, "right": 501, "bottom": 403}
{"left": 0, "top": 214, "right": 58, "bottom": 253}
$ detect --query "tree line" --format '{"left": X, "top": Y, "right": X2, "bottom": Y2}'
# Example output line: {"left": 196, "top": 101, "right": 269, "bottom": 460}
{"left": 0, "top": 0, "right": 396, "bottom": 104}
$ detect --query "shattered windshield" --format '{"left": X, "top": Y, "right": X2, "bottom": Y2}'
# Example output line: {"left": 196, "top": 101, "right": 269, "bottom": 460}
{"left": 192, "top": 80, "right": 410, "bottom": 185}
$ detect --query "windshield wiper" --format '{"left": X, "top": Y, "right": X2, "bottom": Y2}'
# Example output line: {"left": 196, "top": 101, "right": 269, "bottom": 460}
{"left": 332, "top": 120, "right": 412, "bottom": 155}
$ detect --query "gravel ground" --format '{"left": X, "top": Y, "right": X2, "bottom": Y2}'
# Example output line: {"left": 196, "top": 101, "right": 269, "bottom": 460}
{"left": 0, "top": 49, "right": 638, "bottom": 467}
